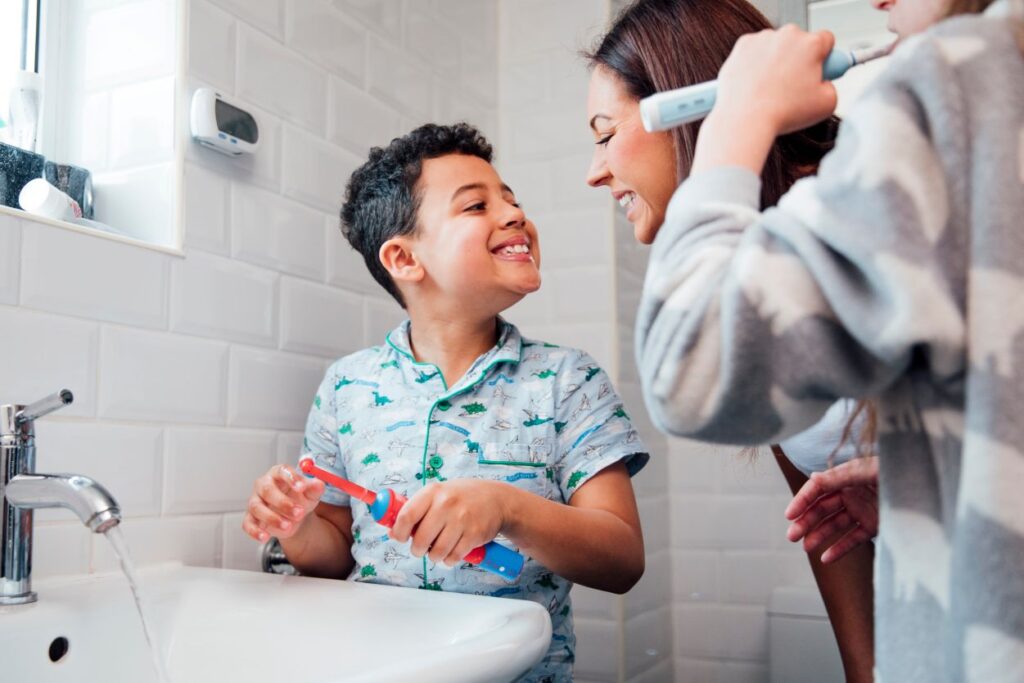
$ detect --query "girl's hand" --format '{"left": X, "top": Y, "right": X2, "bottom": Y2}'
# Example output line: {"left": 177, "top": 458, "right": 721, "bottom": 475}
{"left": 715, "top": 25, "right": 838, "bottom": 136}
{"left": 389, "top": 480, "right": 510, "bottom": 567}
{"left": 785, "top": 456, "right": 879, "bottom": 563}
{"left": 242, "top": 464, "right": 325, "bottom": 542}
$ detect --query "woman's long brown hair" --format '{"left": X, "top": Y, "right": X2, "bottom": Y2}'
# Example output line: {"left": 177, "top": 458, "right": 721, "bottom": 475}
{"left": 585, "top": 0, "right": 840, "bottom": 209}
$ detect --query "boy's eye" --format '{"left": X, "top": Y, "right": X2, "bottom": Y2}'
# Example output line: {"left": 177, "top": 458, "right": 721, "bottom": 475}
{"left": 466, "top": 202, "right": 486, "bottom": 211}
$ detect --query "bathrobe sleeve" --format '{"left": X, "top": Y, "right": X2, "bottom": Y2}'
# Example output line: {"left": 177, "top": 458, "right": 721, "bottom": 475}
{"left": 635, "top": 45, "right": 964, "bottom": 444}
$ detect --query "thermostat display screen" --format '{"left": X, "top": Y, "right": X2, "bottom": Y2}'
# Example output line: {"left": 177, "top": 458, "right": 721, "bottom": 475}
{"left": 215, "top": 99, "right": 258, "bottom": 143}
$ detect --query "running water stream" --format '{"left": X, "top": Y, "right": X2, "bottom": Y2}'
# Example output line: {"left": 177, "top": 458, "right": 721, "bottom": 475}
{"left": 103, "top": 526, "right": 172, "bottom": 683}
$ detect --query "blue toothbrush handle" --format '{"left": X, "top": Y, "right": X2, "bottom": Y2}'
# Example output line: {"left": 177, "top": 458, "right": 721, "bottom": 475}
{"left": 472, "top": 541, "right": 525, "bottom": 582}
{"left": 822, "top": 49, "right": 856, "bottom": 81}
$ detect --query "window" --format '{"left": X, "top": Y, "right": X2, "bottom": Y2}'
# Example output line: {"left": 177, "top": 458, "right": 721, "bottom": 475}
{"left": 1, "top": 0, "right": 184, "bottom": 252}
{"left": 0, "top": 0, "right": 40, "bottom": 142}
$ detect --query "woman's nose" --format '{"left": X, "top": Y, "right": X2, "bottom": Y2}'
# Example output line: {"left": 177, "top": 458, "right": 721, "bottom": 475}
{"left": 586, "top": 149, "right": 610, "bottom": 187}
{"left": 870, "top": 0, "right": 892, "bottom": 11}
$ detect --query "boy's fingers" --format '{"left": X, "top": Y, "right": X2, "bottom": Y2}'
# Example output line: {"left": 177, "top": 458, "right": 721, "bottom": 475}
{"left": 256, "top": 477, "right": 304, "bottom": 519}
{"left": 242, "top": 515, "right": 270, "bottom": 543}
{"left": 302, "top": 477, "right": 325, "bottom": 502}
{"left": 248, "top": 497, "right": 293, "bottom": 534}
{"left": 428, "top": 527, "right": 462, "bottom": 566}
{"left": 391, "top": 487, "right": 434, "bottom": 542}
{"left": 446, "top": 537, "right": 480, "bottom": 568}
{"left": 408, "top": 511, "right": 446, "bottom": 559}
{"left": 274, "top": 465, "right": 305, "bottom": 494}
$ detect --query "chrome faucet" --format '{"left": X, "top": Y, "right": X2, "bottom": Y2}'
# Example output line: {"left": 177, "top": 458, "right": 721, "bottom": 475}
{"left": 1, "top": 390, "right": 121, "bottom": 605}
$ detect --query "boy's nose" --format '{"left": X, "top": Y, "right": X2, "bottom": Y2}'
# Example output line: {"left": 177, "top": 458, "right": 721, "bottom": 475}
{"left": 503, "top": 204, "right": 526, "bottom": 228}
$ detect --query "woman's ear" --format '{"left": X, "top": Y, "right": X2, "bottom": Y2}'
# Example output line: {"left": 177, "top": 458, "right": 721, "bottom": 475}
{"left": 379, "top": 236, "right": 424, "bottom": 285}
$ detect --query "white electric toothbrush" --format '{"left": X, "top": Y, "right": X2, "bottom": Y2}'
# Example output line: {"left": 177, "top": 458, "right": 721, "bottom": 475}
{"left": 640, "top": 43, "right": 893, "bottom": 133}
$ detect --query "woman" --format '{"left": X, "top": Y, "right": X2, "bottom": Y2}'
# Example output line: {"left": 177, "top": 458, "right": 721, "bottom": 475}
{"left": 584, "top": 1, "right": 875, "bottom": 681}
{"left": 632, "top": 0, "right": 1024, "bottom": 678}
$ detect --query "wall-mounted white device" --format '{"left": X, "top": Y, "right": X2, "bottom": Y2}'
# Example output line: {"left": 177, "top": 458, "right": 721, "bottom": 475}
{"left": 189, "top": 88, "right": 259, "bottom": 156}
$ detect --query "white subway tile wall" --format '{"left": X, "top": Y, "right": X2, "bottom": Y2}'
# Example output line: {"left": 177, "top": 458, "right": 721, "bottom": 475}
{"left": 0, "top": 215, "right": 20, "bottom": 304}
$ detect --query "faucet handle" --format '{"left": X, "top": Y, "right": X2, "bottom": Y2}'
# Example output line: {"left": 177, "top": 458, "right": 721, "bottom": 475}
{"left": 15, "top": 389, "right": 73, "bottom": 424}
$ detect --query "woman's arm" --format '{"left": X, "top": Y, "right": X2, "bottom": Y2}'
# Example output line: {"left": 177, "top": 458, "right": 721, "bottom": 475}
{"left": 636, "top": 36, "right": 958, "bottom": 444}
{"left": 773, "top": 446, "right": 875, "bottom": 683}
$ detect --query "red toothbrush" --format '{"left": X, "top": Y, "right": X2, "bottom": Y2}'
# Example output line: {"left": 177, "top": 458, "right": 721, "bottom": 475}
{"left": 298, "top": 457, "right": 523, "bottom": 580}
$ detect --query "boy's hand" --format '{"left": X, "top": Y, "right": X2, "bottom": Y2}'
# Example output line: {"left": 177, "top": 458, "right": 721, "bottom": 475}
{"left": 389, "top": 480, "right": 510, "bottom": 567}
{"left": 715, "top": 25, "right": 838, "bottom": 136}
{"left": 243, "top": 464, "right": 325, "bottom": 542}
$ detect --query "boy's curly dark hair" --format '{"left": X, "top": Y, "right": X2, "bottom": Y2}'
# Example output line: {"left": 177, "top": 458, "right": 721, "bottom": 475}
{"left": 340, "top": 122, "right": 493, "bottom": 308}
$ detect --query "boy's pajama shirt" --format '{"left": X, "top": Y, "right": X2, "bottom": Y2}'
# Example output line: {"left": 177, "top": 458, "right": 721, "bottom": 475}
{"left": 300, "top": 319, "right": 649, "bottom": 681}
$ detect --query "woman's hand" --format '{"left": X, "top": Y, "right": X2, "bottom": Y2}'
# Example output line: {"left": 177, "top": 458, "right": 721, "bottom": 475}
{"left": 692, "top": 25, "right": 838, "bottom": 176}
{"left": 242, "top": 464, "right": 325, "bottom": 542}
{"left": 716, "top": 24, "right": 839, "bottom": 136}
{"left": 785, "top": 456, "right": 879, "bottom": 563}
{"left": 389, "top": 480, "right": 509, "bottom": 567}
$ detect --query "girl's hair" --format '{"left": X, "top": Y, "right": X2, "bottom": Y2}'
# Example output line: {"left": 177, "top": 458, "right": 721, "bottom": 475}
{"left": 584, "top": 0, "right": 840, "bottom": 209}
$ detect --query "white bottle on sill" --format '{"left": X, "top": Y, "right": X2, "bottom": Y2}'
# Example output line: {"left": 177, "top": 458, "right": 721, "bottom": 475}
{"left": 19, "top": 178, "right": 83, "bottom": 221}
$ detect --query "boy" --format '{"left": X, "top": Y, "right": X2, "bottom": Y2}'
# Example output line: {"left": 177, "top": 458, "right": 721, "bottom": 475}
{"left": 244, "top": 123, "right": 648, "bottom": 681}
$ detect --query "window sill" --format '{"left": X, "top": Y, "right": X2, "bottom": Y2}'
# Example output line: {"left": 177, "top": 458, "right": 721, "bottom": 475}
{"left": 0, "top": 204, "right": 184, "bottom": 257}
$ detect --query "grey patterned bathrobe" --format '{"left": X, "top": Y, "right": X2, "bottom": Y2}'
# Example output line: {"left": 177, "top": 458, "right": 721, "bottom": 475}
{"left": 636, "top": 3, "right": 1024, "bottom": 681}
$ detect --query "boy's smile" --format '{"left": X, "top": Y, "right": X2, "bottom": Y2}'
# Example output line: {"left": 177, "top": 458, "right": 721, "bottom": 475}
{"left": 490, "top": 233, "right": 534, "bottom": 262}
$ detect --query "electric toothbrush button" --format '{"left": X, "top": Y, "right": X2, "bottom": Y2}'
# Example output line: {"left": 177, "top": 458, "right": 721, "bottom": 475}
{"left": 218, "top": 132, "right": 227, "bottom": 139}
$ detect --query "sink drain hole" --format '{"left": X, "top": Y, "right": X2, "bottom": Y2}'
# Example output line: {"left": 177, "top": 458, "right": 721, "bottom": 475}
{"left": 49, "top": 636, "right": 69, "bottom": 663}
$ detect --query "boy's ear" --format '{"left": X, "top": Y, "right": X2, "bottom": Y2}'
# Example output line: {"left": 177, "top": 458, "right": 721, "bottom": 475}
{"left": 379, "top": 236, "right": 425, "bottom": 285}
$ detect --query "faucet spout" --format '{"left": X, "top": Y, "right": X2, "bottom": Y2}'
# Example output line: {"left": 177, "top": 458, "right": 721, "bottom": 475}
{"left": 5, "top": 473, "right": 121, "bottom": 533}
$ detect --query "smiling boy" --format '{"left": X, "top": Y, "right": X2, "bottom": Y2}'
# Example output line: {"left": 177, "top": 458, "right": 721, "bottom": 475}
{"left": 243, "top": 123, "right": 648, "bottom": 681}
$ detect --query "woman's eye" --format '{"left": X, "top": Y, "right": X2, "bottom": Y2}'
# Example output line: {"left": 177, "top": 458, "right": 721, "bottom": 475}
{"left": 596, "top": 134, "right": 613, "bottom": 146}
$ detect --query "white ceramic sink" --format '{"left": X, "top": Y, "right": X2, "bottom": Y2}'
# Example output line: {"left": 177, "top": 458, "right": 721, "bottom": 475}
{"left": 0, "top": 564, "right": 552, "bottom": 682}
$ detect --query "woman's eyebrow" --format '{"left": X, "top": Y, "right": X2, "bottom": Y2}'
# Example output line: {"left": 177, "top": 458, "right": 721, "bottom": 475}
{"left": 589, "top": 114, "right": 611, "bottom": 131}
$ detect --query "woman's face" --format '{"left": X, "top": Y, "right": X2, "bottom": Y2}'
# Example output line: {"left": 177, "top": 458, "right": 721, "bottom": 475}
{"left": 870, "top": 0, "right": 948, "bottom": 38}
{"left": 586, "top": 66, "right": 678, "bottom": 245}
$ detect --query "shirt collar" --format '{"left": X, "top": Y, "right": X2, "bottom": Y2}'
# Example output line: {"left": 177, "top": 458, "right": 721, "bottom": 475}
{"left": 384, "top": 317, "right": 523, "bottom": 373}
